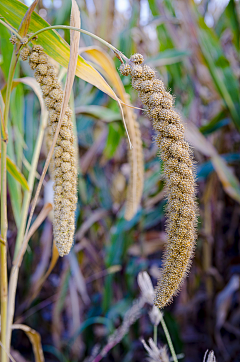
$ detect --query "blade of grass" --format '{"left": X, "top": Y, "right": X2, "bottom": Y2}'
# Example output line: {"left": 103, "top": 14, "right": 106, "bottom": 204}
{"left": 197, "top": 20, "right": 240, "bottom": 130}
{"left": 0, "top": 154, "right": 29, "bottom": 191}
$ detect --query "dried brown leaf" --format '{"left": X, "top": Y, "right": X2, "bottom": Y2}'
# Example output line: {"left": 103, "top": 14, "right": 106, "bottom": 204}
{"left": 12, "top": 324, "right": 44, "bottom": 362}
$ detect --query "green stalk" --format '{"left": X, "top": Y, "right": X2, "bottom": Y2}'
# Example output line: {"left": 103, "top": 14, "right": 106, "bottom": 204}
{"left": 1, "top": 49, "right": 17, "bottom": 362}
{"left": 27, "top": 25, "right": 129, "bottom": 62}
{"left": 0, "top": 20, "right": 22, "bottom": 41}
{"left": 160, "top": 317, "right": 178, "bottom": 362}
{"left": 6, "top": 109, "right": 48, "bottom": 351}
{"left": 153, "top": 324, "right": 157, "bottom": 345}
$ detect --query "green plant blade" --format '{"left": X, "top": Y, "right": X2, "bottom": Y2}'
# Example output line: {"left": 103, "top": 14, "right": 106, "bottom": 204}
{"left": 0, "top": 152, "right": 30, "bottom": 191}
{"left": 0, "top": 22, "right": 14, "bottom": 81}
{"left": 146, "top": 49, "right": 191, "bottom": 67}
{"left": 75, "top": 105, "right": 121, "bottom": 122}
{"left": 7, "top": 155, "right": 29, "bottom": 191}
{"left": 103, "top": 122, "right": 125, "bottom": 159}
{"left": 197, "top": 18, "right": 240, "bottom": 131}
{"left": 225, "top": 0, "right": 240, "bottom": 51}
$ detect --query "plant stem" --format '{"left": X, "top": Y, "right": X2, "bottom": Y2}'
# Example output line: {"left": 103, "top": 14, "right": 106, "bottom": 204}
{"left": 0, "top": 49, "right": 17, "bottom": 362}
{"left": 160, "top": 317, "right": 178, "bottom": 362}
{"left": 6, "top": 108, "right": 48, "bottom": 351}
{"left": 0, "top": 20, "right": 22, "bottom": 41}
{"left": 153, "top": 324, "right": 157, "bottom": 345}
{"left": 27, "top": 25, "right": 129, "bottom": 62}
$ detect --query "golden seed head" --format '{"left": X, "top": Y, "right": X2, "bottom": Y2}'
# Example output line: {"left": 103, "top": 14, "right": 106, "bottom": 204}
{"left": 142, "top": 65, "right": 155, "bottom": 80}
{"left": 9, "top": 35, "right": 17, "bottom": 44}
{"left": 140, "top": 80, "right": 153, "bottom": 92}
{"left": 20, "top": 46, "right": 30, "bottom": 61}
{"left": 120, "top": 53, "right": 197, "bottom": 309}
{"left": 29, "top": 51, "right": 39, "bottom": 63}
{"left": 38, "top": 53, "right": 48, "bottom": 64}
{"left": 36, "top": 64, "right": 48, "bottom": 75}
{"left": 119, "top": 63, "right": 131, "bottom": 76}
{"left": 29, "top": 49, "right": 77, "bottom": 257}
{"left": 32, "top": 44, "right": 44, "bottom": 52}
{"left": 130, "top": 53, "right": 144, "bottom": 64}
{"left": 131, "top": 64, "right": 143, "bottom": 78}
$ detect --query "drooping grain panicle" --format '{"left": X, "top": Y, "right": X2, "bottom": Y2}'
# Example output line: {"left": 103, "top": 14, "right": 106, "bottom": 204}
{"left": 44, "top": 57, "right": 61, "bottom": 180}
{"left": 120, "top": 54, "right": 197, "bottom": 309}
{"left": 21, "top": 45, "right": 77, "bottom": 257}
{"left": 123, "top": 92, "right": 144, "bottom": 220}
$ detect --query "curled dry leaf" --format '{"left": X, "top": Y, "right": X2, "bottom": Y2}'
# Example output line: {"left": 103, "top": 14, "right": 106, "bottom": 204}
{"left": 12, "top": 324, "right": 44, "bottom": 362}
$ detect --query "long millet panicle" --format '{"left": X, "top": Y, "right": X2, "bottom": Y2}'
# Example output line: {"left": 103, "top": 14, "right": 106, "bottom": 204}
{"left": 120, "top": 54, "right": 197, "bottom": 309}
{"left": 21, "top": 45, "right": 77, "bottom": 257}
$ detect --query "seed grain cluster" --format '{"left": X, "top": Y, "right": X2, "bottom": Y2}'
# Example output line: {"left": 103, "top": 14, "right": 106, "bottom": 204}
{"left": 21, "top": 45, "right": 77, "bottom": 257}
{"left": 120, "top": 54, "right": 197, "bottom": 308}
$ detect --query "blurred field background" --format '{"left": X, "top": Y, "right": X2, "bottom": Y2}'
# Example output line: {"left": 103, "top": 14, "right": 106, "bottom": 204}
{"left": 0, "top": 0, "right": 240, "bottom": 361}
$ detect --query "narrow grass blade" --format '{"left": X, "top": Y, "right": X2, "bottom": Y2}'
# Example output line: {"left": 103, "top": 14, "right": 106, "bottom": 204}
{"left": 5, "top": 155, "right": 29, "bottom": 191}
{"left": 197, "top": 20, "right": 240, "bottom": 130}
{"left": 146, "top": 49, "right": 191, "bottom": 67}
{"left": 75, "top": 105, "right": 121, "bottom": 122}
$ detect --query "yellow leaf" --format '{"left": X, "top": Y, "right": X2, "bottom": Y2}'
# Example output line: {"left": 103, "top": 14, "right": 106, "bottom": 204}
{"left": 82, "top": 46, "right": 145, "bottom": 219}
{"left": 0, "top": 0, "right": 120, "bottom": 101}
{"left": 12, "top": 324, "right": 44, "bottom": 362}
{"left": 81, "top": 46, "right": 126, "bottom": 99}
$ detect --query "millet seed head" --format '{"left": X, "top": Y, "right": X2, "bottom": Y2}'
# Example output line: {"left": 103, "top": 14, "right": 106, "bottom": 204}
{"left": 120, "top": 53, "right": 197, "bottom": 309}
{"left": 20, "top": 47, "right": 30, "bottom": 61}
{"left": 9, "top": 35, "right": 17, "bottom": 44}
{"left": 23, "top": 46, "right": 78, "bottom": 257}
{"left": 119, "top": 63, "right": 131, "bottom": 76}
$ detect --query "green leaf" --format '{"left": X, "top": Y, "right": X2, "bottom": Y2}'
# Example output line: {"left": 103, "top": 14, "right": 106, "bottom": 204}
{"left": 147, "top": 49, "right": 191, "bottom": 67}
{"left": 6, "top": 155, "right": 29, "bottom": 191}
{"left": 225, "top": 0, "right": 240, "bottom": 51}
{"left": 6, "top": 125, "right": 22, "bottom": 228}
{"left": 197, "top": 18, "right": 240, "bottom": 130}
{"left": 0, "top": 149, "right": 30, "bottom": 192}
{"left": 0, "top": 0, "right": 119, "bottom": 100}
{"left": 199, "top": 109, "right": 229, "bottom": 135}
{"left": 0, "top": 22, "right": 14, "bottom": 81}
{"left": 10, "top": 83, "right": 24, "bottom": 168}
{"left": 197, "top": 153, "right": 240, "bottom": 179}
{"left": 103, "top": 122, "right": 125, "bottom": 159}
{"left": 75, "top": 105, "right": 121, "bottom": 122}
{"left": 7, "top": 174, "right": 21, "bottom": 228}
